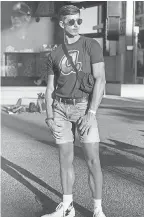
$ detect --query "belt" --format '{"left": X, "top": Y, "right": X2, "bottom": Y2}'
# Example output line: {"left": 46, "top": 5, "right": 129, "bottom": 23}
{"left": 55, "top": 96, "right": 88, "bottom": 105}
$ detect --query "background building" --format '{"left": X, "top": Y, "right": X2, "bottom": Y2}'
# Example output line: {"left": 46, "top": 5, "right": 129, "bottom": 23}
{"left": 1, "top": 1, "right": 144, "bottom": 104}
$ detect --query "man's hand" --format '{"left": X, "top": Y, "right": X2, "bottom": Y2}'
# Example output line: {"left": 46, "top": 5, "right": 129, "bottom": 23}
{"left": 45, "top": 118, "right": 62, "bottom": 139}
{"left": 77, "top": 112, "right": 96, "bottom": 136}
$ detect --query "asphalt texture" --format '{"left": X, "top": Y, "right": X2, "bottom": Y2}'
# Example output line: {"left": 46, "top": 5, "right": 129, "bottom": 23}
{"left": 1, "top": 97, "right": 144, "bottom": 217}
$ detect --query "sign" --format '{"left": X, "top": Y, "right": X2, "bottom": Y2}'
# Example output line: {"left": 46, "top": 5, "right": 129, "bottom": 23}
{"left": 126, "top": 45, "right": 133, "bottom": 51}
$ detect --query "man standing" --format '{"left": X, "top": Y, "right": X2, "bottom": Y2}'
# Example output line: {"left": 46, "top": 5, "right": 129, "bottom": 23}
{"left": 43, "top": 5, "right": 106, "bottom": 217}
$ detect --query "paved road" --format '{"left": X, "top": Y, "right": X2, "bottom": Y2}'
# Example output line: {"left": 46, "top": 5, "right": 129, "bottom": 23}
{"left": 1, "top": 99, "right": 144, "bottom": 217}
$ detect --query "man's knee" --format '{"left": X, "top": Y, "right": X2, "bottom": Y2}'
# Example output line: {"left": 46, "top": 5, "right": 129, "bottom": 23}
{"left": 87, "top": 157, "right": 99, "bottom": 168}
{"left": 86, "top": 157, "right": 102, "bottom": 175}
{"left": 58, "top": 143, "right": 74, "bottom": 168}
{"left": 83, "top": 142, "right": 100, "bottom": 168}
{"left": 83, "top": 142, "right": 99, "bottom": 159}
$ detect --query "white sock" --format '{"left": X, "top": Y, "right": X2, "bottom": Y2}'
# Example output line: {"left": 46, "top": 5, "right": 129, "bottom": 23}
{"left": 63, "top": 195, "right": 73, "bottom": 211}
{"left": 93, "top": 199, "right": 102, "bottom": 212}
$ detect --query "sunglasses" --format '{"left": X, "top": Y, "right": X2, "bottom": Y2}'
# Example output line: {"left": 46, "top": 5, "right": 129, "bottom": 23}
{"left": 65, "top": 18, "right": 83, "bottom": 26}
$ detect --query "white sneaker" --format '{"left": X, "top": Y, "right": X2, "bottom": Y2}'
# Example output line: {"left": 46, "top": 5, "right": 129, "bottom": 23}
{"left": 93, "top": 210, "right": 106, "bottom": 217}
{"left": 41, "top": 202, "right": 75, "bottom": 217}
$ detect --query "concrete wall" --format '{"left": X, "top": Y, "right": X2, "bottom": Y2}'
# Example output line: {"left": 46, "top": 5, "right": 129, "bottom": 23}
{"left": 104, "top": 56, "right": 116, "bottom": 82}
{"left": 121, "top": 84, "right": 144, "bottom": 98}
{"left": 104, "top": 54, "right": 125, "bottom": 84}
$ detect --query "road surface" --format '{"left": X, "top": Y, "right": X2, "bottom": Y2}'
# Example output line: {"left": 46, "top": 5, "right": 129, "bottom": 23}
{"left": 1, "top": 98, "right": 144, "bottom": 217}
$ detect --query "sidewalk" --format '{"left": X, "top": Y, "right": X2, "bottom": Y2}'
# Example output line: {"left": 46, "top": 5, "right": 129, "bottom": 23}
{"left": 102, "top": 95, "right": 144, "bottom": 108}
{"left": 97, "top": 95, "right": 144, "bottom": 149}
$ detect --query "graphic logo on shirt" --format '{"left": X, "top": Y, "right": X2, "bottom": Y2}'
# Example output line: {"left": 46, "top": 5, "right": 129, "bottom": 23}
{"left": 59, "top": 50, "right": 82, "bottom": 75}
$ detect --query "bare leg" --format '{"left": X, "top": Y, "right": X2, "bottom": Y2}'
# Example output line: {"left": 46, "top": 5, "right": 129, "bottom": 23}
{"left": 58, "top": 142, "right": 75, "bottom": 194}
{"left": 82, "top": 142, "right": 102, "bottom": 199}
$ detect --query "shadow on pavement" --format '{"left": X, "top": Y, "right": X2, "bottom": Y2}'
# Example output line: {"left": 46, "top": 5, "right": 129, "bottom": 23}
{"left": 139, "top": 130, "right": 144, "bottom": 136}
{"left": 1, "top": 156, "right": 92, "bottom": 217}
{"left": 2, "top": 113, "right": 144, "bottom": 189}
{"left": 1, "top": 156, "right": 57, "bottom": 216}
{"left": 100, "top": 140, "right": 144, "bottom": 187}
{"left": 100, "top": 106, "right": 144, "bottom": 122}
{"left": 103, "top": 139, "right": 144, "bottom": 158}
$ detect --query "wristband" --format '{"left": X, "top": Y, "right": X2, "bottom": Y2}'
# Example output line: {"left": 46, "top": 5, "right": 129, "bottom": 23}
{"left": 88, "top": 109, "right": 96, "bottom": 115}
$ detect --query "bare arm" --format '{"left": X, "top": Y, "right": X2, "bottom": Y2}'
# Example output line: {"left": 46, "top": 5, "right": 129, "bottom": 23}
{"left": 45, "top": 74, "right": 55, "bottom": 119}
{"left": 88, "top": 62, "right": 106, "bottom": 113}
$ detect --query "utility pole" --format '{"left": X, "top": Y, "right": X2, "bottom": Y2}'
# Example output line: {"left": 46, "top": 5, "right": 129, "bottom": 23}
{"left": 133, "top": 26, "right": 139, "bottom": 83}
{"left": 124, "top": 1, "right": 135, "bottom": 83}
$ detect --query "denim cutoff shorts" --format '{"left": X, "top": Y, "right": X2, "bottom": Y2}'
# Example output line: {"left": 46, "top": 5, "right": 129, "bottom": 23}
{"left": 52, "top": 99, "right": 100, "bottom": 144}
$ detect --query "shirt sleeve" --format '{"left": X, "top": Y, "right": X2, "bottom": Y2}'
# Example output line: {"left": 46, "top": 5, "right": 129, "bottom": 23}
{"left": 90, "top": 39, "right": 104, "bottom": 64}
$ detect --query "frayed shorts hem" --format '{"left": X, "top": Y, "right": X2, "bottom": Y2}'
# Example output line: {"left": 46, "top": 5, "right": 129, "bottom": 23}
{"left": 55, "top": 139, "right": 100, "bottom": 145}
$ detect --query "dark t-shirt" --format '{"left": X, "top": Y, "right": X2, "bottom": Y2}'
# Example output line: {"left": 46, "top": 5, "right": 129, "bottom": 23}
{"left": 47, "top": 36, "right": 104, "bottom": 98}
